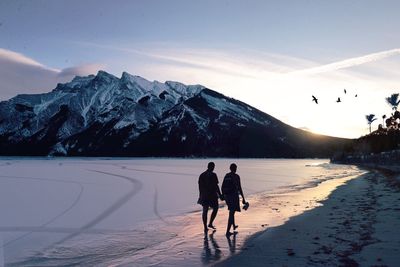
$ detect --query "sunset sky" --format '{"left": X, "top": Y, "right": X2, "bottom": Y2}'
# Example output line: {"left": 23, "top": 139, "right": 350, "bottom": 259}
{"left": 1, "top": 0, "right": 400, "bottom": 138}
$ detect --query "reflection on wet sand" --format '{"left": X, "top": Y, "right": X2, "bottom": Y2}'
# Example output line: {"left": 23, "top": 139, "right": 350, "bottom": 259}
{"left": 108, "top": 166, "right": 364, "bottom": 267}
{"left": 226, "top": 232, "right": 237, "bottom": 255}
{"left": 202, "top": 230, "right": 221, "bottom": 265}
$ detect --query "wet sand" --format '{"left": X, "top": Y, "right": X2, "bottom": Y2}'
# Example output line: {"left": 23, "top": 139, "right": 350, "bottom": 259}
{"left": 217, "top": 169, "right": 400, "bottom": 267}
{"left": 108, "top": 166, "right": 364, "bottom": 266}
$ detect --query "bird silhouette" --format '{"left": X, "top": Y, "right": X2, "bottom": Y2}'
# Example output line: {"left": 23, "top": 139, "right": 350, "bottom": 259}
{"left": 312, "top": 95, "right": 318, "bottom": 104}
{"left": 344, "top": 89, "right": 347, "bottom": 94}
{"left": 355, "top": 94, "right": 358, "bottom": 97}
{"left": 336, "top": 97, "right": 341, "bottom": 103}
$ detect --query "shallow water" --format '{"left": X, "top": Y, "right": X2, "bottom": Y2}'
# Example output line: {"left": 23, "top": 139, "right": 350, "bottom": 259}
{"left": 0, "top": 158, "right": 363, "bottom": 266}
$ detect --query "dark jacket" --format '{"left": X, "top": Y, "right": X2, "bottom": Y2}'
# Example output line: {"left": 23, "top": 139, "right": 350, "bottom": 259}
{"left": 198, "top": 170, "right": 220, "bottom": 201}
{"left": 222, "top": 172, "right": 242, "bottom": 196}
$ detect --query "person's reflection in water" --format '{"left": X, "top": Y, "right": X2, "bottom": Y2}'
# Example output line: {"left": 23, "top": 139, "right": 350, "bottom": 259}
{"left": 201, "top": 230, "right": 221, "bottom": 265}
{"left": 227, "top": 232, "right": 237, "bottom": 255}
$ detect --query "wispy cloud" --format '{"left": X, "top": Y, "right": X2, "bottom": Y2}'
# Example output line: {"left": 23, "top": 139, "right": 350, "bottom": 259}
{"left": 57, "top": 64, "right": 104, "bottom": 78}
{"left": 0, "top": 48, "right": 103, "bottom": 100}
{"left": 0, "top": 48, "right": 58, "bottom": 71}
{"left": 73, "top": 41, "right": 316, "bottom": 79}
{"left": 289, "top": 48, "right": 400, "bottom": 75}
{"left": 140, "top": 46, "right": 400, "bottom": 82}
{"left": 74, "top": 41, "right": 400, "bottom": 78}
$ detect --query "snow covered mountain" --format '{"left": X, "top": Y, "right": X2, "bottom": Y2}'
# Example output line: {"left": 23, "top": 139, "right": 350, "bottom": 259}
{"left": 0, "top": 71, "right": 349, "bottom": 157}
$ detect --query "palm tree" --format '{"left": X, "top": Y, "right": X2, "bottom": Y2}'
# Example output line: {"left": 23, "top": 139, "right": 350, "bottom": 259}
{"left": 385, "top": 93, "right": 400, "bottom": 112}
{"left": 366, "top": 114, "right": 377, "bottom": 133}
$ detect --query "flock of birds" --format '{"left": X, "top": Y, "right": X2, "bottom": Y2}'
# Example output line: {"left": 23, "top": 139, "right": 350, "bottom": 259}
{"left": 312, "top": 89, "right": 357, "bottom": 104}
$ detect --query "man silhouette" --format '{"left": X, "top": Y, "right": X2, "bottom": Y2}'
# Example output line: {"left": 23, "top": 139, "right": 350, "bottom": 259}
{"left": 222, "top": 163, "right": 246, "bottom": 237}
{"left": 198, "top": 162, "right": 223, "bottom": 232}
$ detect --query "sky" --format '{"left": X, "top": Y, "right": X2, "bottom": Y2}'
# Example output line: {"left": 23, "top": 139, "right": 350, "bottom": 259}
{"left": 1, "top": 0, "right": 400, "bottom": 138}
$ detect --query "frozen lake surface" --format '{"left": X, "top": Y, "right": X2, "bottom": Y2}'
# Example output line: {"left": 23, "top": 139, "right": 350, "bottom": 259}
{"left": 0, "top": 158, "right": 362, "bottom": 266}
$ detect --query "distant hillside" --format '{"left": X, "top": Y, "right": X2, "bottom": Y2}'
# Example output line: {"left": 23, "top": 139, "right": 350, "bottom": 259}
{"left": 0, "top": 71, "right": 350, "bottom": 157}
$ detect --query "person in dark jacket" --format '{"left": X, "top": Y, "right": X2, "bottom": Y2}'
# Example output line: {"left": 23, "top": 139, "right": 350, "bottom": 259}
{"left": 222, "top": 163, "right": 246, "bottom": 237}
{"left": 198, "top": 162, "right": 223, "bottom": 232}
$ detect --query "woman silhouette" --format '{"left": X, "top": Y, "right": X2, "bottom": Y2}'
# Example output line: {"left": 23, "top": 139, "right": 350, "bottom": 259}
{"left": 221, "top": 163, "right": 246, "bottom": 237}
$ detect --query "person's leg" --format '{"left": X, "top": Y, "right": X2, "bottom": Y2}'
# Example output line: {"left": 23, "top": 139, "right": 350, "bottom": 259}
{"left": 208, "top": 206, "right": 218, "bottom": 228}
{"left": 226, "top": 210, "right": 235, "bottom": 236}
{"left": 233, "top": 196, "right": 239, "bottom": 230}
{"left": 202, "top": 205, "right": 209, "bottom": 232}
{"left": 232, "top": 212, "right": 237, "bottom": 231}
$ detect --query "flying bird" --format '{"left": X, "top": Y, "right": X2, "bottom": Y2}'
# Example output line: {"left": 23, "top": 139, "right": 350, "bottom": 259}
{"left": 312, "top": 95, "right": 318, "bottom": 104}
{"left": 336, "top": 97, "right": 341, "bottom": 103}
{"left": 355, "top": 94, "right": 358, "bottom": 97}
{"left": 344, "top": 89, "right": 347, "bottom": 94}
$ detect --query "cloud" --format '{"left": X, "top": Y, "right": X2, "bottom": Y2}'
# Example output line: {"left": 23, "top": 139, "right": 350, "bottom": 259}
{"left": 74, "top": 41, "right": 316, "bottom": 79}
{"left": 57, "top": 64, "right": 104, "bottom": 78}
{"left": 138, "top": 46, "right": 400, "bottom": 88}
{"left": 289, "top": 48, "right": 400, "bottom": 76}
{"left": 0, "top": 48, "right": 56, "bottom": 70}
{"left": 76, "top": 41, "right": 400, "bottom": 81}
{"left": 0, "top": 48, "right": 103, "bottom": 101}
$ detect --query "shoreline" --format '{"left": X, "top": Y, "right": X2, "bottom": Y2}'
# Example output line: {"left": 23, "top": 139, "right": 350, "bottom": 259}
{"left": 1, "top": 158, "right": 341, "bottom": 266}
{"left": 107, "top": 164, "right": 363, "bottom": 266}
{"left": 217, "top": 167, "right": 400, "bottom": 266}
{"left": 1, "top": 160, "right": 364, "bottom": 266}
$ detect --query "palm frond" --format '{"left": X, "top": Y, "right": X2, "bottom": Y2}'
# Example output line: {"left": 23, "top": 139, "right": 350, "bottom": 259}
{"left": 386, "top": 93, "right": 399, "bottom": 110}
{"left": 365, "top": 114, "right": 376, "bottom": 123}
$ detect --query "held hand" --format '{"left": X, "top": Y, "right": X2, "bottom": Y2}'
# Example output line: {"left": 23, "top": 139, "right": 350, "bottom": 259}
{"left": 242, "top": 199, "right": 246, "bottom": 204}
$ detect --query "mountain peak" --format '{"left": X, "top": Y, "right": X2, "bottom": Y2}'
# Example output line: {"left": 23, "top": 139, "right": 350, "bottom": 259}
{"left": 94, "top": 70, "right": 118, "bottom": 81}
{"left": 120, "top": 71, "right": 149, "bottom": 85}
{"left": 165, "top": 81, "right": 204, "bottom": 97}
{"left": 120, "top": 71, "right": 135, "bottom": 81}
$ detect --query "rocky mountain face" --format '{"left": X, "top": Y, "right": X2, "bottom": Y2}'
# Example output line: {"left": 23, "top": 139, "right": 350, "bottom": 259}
{"left": 0, "top": 71, "right": 350, "bottom": 157}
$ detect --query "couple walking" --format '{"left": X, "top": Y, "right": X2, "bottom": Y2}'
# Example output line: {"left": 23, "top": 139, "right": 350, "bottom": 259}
{"left": 198, "top": 162, "right": 248, "bottom": 237}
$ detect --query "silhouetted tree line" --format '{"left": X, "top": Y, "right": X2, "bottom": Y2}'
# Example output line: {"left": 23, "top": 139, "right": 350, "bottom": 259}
{"left": 332, "top": 93, "right": 400, "bottom": 164}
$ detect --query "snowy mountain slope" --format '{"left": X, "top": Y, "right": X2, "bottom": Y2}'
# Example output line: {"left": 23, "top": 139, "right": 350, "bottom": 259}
{"left": 0, "top": 71, "right": 349, "bottom": 157}
{"left": 122, "top": 89, "right": 350, "bottom": 157}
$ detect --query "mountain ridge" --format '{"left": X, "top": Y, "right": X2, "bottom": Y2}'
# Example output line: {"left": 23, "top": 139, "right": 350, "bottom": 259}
{"left": 0, "top": 70, "right": 351, "bottom": 157}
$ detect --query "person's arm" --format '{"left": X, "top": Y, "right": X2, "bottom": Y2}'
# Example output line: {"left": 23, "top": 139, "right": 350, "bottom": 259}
{"left": 198, "top": 174, "right": 203, "bottom": 199}
{"left": 237, "top": 175, "right": 246, "bottom": 204}
{"left": 215, "top": 174, "right": 223, "bottom": 199}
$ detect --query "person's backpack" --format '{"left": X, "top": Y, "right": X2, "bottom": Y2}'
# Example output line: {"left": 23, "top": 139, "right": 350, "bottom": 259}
{"left": 222, "top": 173, "right": 236, "bottom": 195}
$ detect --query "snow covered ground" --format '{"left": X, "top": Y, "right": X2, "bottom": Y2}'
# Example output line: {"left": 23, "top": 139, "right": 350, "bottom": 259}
{"left": 0, "top": 158, "right": 362, "bottom": 266}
